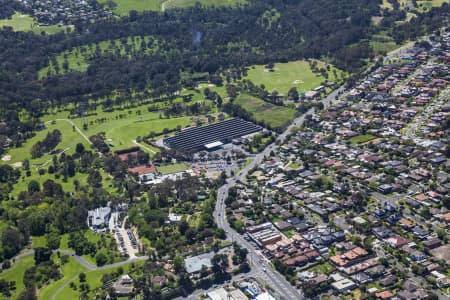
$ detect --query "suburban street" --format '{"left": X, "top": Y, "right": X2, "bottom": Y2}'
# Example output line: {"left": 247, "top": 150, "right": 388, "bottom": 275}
{"left": 211, "top": 40, "right": 421, "bottom": 299}
{"left": 405, "top": 87, "right": 450, "bottom": 138}
{"left": 213, "top": 86, "right": 345, "bottom": 299}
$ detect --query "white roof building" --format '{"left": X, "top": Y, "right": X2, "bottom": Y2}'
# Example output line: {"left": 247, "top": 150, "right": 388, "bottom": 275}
{"left": 87, "top": 206, "right": 111, "bottom": 232}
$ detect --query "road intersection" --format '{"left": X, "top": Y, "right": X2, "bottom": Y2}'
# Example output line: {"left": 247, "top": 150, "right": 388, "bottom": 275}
{"left": 213, "top": 86, "right": 345, "bottom": 299}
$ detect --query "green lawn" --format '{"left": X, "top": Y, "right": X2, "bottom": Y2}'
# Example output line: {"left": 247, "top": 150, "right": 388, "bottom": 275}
{"left": 162, "top": 0, "right": 247, "bottom": 10}
{"left": 40, "top": 106, "right": 195, "bottom": 152}
{"left": 366, "top": 281, "right": 383, "bottom": 291}
{"left": 97, "top": 115, "right": 192, "bottom": 150}
{"left": 158, "top": 163, "right": 190, "bottom": 175}
{"left": 54, "top": 260, "right": 145, "bottom": 300}
{"left": 0, "top": 254, "right": 34, "bottom": 299}
{"left": 6, "top": 102, "right": 196, "bottom": 196}
{"left": 31, "top": 236, "right": 48, "bottom": 248}
{"left": 283, "top": 229, "right": 296, "bottom": 238}
{"left": 308, "top": 262, "right": 335, "bottom": 274}
{"left": 60, "top": 229, "right": 113, "bottom": 252}
{"left": 0, "top": 13, "right": 71, "bottom": 35}
{"left": 233, "top": 94, "right": 296, "bottom": 129}
{"left": 7, "top": 117, "right": 116, "bottom": 196}
{"left": 244, "top": 60, "right": 344, "bottom": 94}
{"left": 287, "top": 162, "right": 300, "bottom": 169}
{"left": 59, "top": 234, "right": 70, "bottom": 250}
{"left": 349, "top": 134, "right": 376, "bottom": 144}
{"left": 8, "top": 107, "right": 194, "bottom": 164}
{"left": 10, "top": 167, "right": 113, "bottom": 197}
{"left": 99, "top": 0, "right": 164, "bottom": 15}
{"left": 97, "top": 0, "right": 247, "bottom": 14}
{"left": 370, "top": 41, "right": 399, "bottom": 55}
{"left": 343, "top": 288, "right": 361, "bottom": 300}
{"left": 6, "top": 119, "right": 91, "bottom": 165}
{"left": 193, "top": 84, "right": 228, "bottom": 101}
{"left": 38, "top": 255, "right": 88, "bottom": 300}
{"left": 416, "top": 0, "right": 448, "bottom": 11}
{"left": 39, "top": 36, "right": 159, "bottom": 78}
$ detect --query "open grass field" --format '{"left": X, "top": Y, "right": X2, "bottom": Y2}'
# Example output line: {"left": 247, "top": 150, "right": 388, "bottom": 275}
{"left": 0, "top": 13, "right": 72, "bottom": 35}
{"left": 6, "top": 119, "right": 91, "bottom": 166}
{"left": 343, "top": 289, "right": 362, "bottom": 300}
{"left": 96, "top": 115, "right": 192, "bottom": 149}
{"left": 308, "top": 262, "right": 335, "bottom": 274}
{"left": 162, "top": 0, "right": 247, "bottom": 10}
{"left": 4, "top": 99, "right": 206, "bottom": 196}
{"left": 370, "top": 40, "right": 399, "bottom": 55}
{"left": 158, "top": 163, "right": 190, "bottom": 174}
{"left": 243, "top": 60, "right": 345, "bottom": 95}
{"left": 0, "top": 254, "right": 34, "bottom": 299}
{"left": 98, "top": 0, "right": 246, "bottom": 14}
{"left": 7, "top": 120, "right": 114, "bottom": 195}
{"left": 99, "top": 0, "right": 164, "bottom": 15}
{"left": 10, "top": 168, "right": 114, "bottom": 197}
{"left": 416, "top": 0, "right": 448, "bottom": 11}
{"left": 38, "top": 255, "right": 88, "bottom": 300}
{"left": 349, "top": 134, "right": 376, "bottom": 144}
{"left": 31, "top": 236, "right": 47, "bottom": 248}
{"left": 3, "top": 118, "right": 113, "bottom": 196}
{"left": 234, "top": 94, "right": 296, "bottom": 129}
{"left": 59, "top": 230, "right": 114, "bottom": 251}
{"left": 39, "top": 35, "right": 159, "bottom": 78}
{"left": 8, "top": 105, "right": 195, "bottom": 164}
{"left": 54, "top": 260, "right": 145, "bottom": 300}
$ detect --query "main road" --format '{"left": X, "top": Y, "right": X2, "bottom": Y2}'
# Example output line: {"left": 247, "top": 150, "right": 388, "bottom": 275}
{"left": 214, "top": 40, "right": 422, "bottom": 299}
{"left": 213, "top": 86, "right": 344, "bottom": 300}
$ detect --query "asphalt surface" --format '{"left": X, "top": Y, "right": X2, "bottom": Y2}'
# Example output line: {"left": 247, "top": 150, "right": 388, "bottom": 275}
{"left": 9, "top": 248, "right": 148, "bottom": 300}
{"left": 213, "top": 86, "right": 345, "bottom": 300}
{"left": 405, "top": 88, "right": 450, "bottom": 138}
{"left": 211, "top": 42, "right": 419, "bottom": 297}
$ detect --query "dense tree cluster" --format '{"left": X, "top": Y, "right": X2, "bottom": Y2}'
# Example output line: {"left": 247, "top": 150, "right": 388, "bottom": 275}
{"left": 68, "top": 231, "right": 96, "bottom": 256}
{"left": 0, "top": 164, "right": 20, "bottom": 200}
{"left": 89, "top": 132, "right": 110, "bottom": 154}
{"left": 0, "top": 278, "right": 16, "bottom": 297}
{"left": 0, "top": 0, "right": 26, "bottom": 19}
{"left": 1, "top": 227, "right": 26, "bottom": 259}
{"left": 20, "top": 247, "right": 61, "bottom": 299}
{"left": 30, "top": 129, "right": 62, "bottom": 158}
{"left": 0, "top": 1, "right": 447, "bottom": 152}
{"left": 392, "top": 4, "right": 450, "bottom": 42}
{"left": 0, "top": 144, "right": 131, "bottom": 260}
{"left": 128, "top": 175, "right": 223, "bottom": 257}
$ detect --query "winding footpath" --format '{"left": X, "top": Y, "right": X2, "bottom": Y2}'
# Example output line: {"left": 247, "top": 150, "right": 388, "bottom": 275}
{"left": 9, "top": 248, "right": 148, "bottom": 300}
{"left": 132, "top": 139, "right": 156, "bottom": 154}
{"left": 45, "top": 119, "right": 92, "bottom": 146}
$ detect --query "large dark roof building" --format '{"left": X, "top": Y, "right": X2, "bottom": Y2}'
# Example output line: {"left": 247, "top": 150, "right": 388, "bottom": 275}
{"left": 164, "top": 118, "right": 261, "bottom": 152}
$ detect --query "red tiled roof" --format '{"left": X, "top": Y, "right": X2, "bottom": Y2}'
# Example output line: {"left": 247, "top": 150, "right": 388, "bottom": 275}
{"left": 415, "top": 194, "right": 428, "bottom": 201}
{"left": 375, "top": 290, "right": 394, "bottom": 299}
{"left": 128, "top": 164, "right": 158, "bottom": 176}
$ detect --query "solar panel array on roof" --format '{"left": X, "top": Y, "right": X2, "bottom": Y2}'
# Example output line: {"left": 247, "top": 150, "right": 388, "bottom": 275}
{"left": 164, "top": 118, "right": 262, "bottom": 152}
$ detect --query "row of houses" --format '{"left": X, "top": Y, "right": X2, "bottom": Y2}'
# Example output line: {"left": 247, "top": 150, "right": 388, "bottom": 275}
{"left": 226, "top": 30, "right": 450, "bottom": 299}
